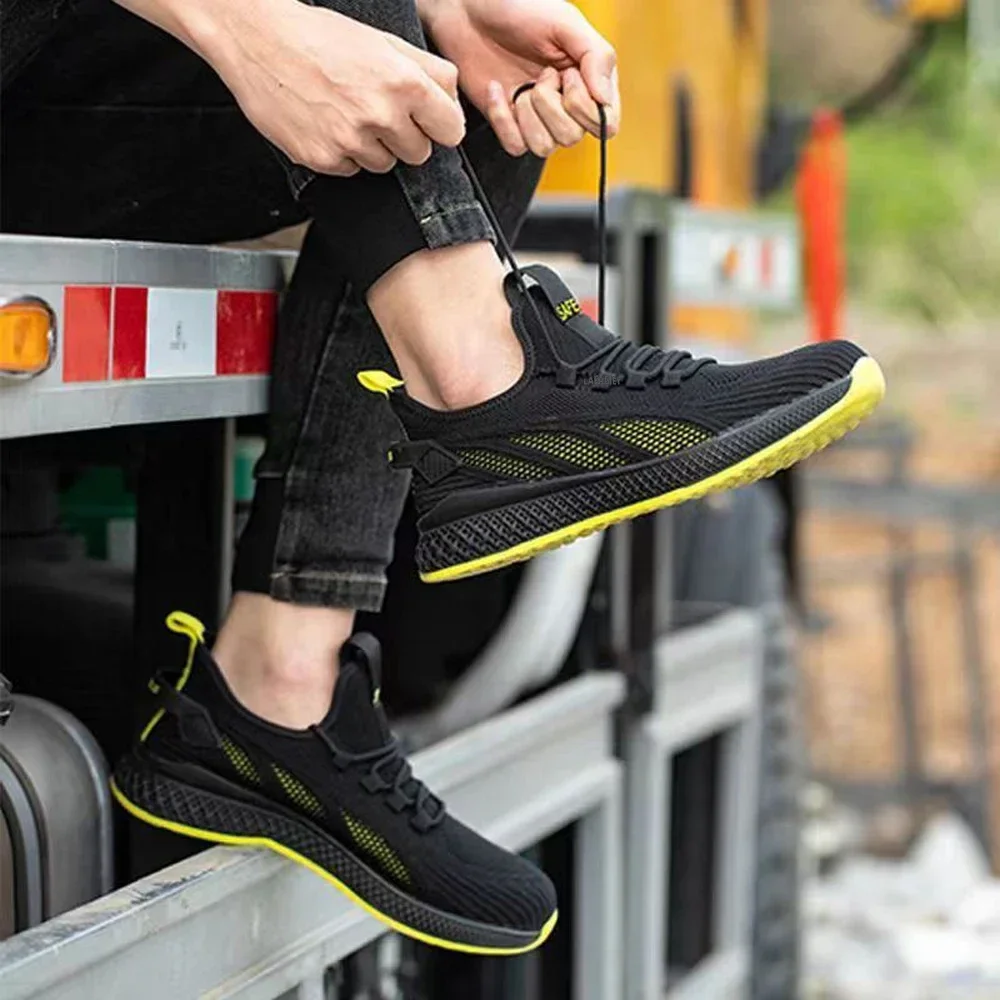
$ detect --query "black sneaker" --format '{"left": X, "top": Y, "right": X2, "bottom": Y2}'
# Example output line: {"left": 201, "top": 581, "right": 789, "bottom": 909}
{"left": 363, "top": 264, "right": 884, "bottom": 583}
{"left": 112, "top": 612, "right": 558, "bottom": 954}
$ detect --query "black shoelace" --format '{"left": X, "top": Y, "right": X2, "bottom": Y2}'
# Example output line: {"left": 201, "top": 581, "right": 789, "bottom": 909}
{"left": 457, "top": 100, "right": 608, "bottom": 330}
{"left": 584, "top": 338, "right": 715, "bottom": 389}
{"left": 458, "top": 94, "right": 711, "bottom": 389}
{"left": 314, "top": 726, "right": 445, "bottom": 832}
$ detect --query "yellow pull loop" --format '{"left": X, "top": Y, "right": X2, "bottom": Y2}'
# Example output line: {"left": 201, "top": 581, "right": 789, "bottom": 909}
{"left": 357, "top": 370, "right": 404, "bottom": 397}
{"left": 140, "top": 611, "right": 205, "bottom": 743}
{"left": 166, "top": 610, "right": 206, "bottom": 644}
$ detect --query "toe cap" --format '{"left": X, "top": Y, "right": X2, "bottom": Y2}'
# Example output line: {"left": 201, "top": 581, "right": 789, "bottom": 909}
{"left": 693, "top": 340, "right": 867, "bottom": 431}
{"left": 417, "top": 818, "right": 559, "bottom": 933}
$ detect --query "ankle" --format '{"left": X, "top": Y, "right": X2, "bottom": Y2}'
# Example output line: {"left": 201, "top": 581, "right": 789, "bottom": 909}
{"left": 212, "top": 593, "right": 354, "bottom": 729}
{"left": 368, "top": 244, "right": 524, "bottom": 411}
{"left": 403, "top": 316, "right": 523, "bottom": 410}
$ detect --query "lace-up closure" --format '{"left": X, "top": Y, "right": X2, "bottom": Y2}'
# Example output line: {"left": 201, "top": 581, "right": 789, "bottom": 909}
{"left": 312, "top": 725, "right": 444, "bottom": 833}
{"left": 367, "top": 742, "right": 445, "bottom": 832}
{"left": 562, "top": 339, "right": 717, "bottom": 390}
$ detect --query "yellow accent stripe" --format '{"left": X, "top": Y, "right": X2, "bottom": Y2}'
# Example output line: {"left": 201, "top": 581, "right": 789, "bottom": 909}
{"left": 422, "top": 356, "right": 885, "bottom": 583}
{"left": 140, "top": 611, "right": 206, "bottom": 743}
{"left": 110, "top": 780, "right": 558, "bottom": 956}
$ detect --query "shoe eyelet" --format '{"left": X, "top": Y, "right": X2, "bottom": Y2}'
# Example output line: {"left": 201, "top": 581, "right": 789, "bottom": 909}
{"left": 361, "top": 773, "right": 389, "bottom": 794}
{"left": 385, "top": 790, "right": 412, "bottom": 813}
{"left": 410, "top": 813, "right": 433, "bottom": 833}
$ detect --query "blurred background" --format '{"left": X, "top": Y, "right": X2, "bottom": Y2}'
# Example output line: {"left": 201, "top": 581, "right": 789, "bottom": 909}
{"left": 679, "top": 2, "right": 1000, "bottom": 997}
{"left": 774, "top": 6, "right": 1000, "bottom": 997}
{"left": 546, "top": 0, "right": 1000, "bottom": 994}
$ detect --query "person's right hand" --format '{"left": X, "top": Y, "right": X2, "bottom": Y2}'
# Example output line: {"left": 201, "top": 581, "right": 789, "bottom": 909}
{"left": 193, "top": 0, "right": 467, "bottom": 175}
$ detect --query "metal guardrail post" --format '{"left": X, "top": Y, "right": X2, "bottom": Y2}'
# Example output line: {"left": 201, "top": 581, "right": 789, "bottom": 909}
{"left": 625, "top": 609, "right": 765, "bottom": 1000}
{"left": 520, "top": 189, "right": 674, "bottom": 721}
{"left": 129, "top": 416, "right": 236, "bottom": 879}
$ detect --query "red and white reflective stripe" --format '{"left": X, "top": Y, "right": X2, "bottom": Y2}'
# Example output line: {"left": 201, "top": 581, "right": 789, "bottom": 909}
{"left": 61, "top": 286, "right": 277, "bottom": 384}
{"left": 58, "top": 281, "right": 594, "bottom": 385}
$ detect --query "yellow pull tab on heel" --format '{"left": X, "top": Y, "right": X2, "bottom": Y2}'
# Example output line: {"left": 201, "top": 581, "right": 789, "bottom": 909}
{"left": 140, "top": 611, "right": 206, "bottom": 742}
{"left": 357, "top": 370, "right": 404, "bottom": 397}
{"left": 166, "top": 610, "right": 206, "bottom": 643}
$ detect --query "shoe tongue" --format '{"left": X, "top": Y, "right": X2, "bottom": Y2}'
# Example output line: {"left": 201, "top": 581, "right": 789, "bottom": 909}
{"left": 506, "top": 264, "right": 615, "bottom": 366}
{"left": 325, "top": 634, "right": 392, "bottom": 753}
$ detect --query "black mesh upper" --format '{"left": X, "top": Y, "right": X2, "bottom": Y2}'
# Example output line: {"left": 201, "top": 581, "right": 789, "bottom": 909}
{"left": 144, "top": 641, "right": 556, "bottom": 933}
{"left": 389, "top": 269, "right": 865, "bottom": 506}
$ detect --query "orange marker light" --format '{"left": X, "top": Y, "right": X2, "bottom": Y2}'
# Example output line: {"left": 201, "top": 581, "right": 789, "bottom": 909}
{"left": 0, "top": 297, "right": 56, "bottom": 377}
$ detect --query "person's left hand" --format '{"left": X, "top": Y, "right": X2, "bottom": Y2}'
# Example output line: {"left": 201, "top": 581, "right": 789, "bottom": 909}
{"left": 420, "top": 0, "right": 621, "bottom": 157}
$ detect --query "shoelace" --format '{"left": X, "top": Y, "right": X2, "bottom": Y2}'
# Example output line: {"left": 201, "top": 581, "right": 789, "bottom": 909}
{"left": 458, "top": 96, "right": 712, "bottom": 390}
{"left": 585, "top": 339, "right": 715, "bottom": 389}
{"left": 458, "top": 97, "right": 607, "bottom": 329}
{"left": 314, "top": 726, "right": 445, "bottom": 832}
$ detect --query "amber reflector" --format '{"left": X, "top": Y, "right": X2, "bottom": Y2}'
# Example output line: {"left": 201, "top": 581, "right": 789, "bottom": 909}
{"left": 0, "top": 299, "right": 54, "bottom": 375}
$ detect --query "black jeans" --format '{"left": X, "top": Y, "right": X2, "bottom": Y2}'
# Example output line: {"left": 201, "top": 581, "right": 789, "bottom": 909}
{"left": 1, "top": 0, "right": 543, "bottom": 611}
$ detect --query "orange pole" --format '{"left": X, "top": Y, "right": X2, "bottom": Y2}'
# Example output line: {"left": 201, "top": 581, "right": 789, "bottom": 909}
{"left": 797, "top": 110, "right": 846, "bottom": 342}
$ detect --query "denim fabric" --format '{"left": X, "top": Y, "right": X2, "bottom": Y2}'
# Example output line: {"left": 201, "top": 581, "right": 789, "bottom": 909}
{"left": 247, "top": 125, "right": 542, "bottom": 611}
{"left": 278, "top": 0, "right": 495, "bottom": 257}
{"left": 2, "top": 0, "right": 543, "bottom": 611}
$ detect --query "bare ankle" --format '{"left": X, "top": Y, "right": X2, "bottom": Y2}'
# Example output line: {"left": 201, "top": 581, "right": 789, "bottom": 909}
{"left": 213, "top": 593, "right": 354, "bottom": 729}
{"left": 368, "top": 243, "right": 524, "bottom": 411}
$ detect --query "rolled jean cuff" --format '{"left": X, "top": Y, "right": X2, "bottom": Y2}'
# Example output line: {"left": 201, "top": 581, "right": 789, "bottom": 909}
{"left": 269, "top": 565, "right": 387, "bottom": 613}
{"left": 232, "top": 474, "right": 395, "bottom": 613}
{"left": 417, "top": 201, "right": 495, "bottom": 249}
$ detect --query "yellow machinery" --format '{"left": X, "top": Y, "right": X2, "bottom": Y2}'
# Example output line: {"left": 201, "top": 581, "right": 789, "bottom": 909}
{"left": 544, "top": 0, "right": 768, "bottom": 208}
{"left": 542, "top": 0, "right": 964, "bottom": 344}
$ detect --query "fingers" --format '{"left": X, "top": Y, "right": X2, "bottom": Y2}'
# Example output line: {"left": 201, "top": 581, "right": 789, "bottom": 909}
{"left": 550, "top": 7, "right": 617, "bottom": 106}
{"left": 579, "top": 44, "right": 617, "bottom": 108}
{"left": 492, "top": 67, "right": 602, "bottom": 159}
{"left": 298, "top": 145, "right": 362, "bottom": 177}
{"left": 377, "top": 114, "right": 433, "bottom": 166}
{"left": 349, "top": 136, "right": 398, "bottom": 174}
{"left": 336, "top": 157, "right": 361, "bottom": 177}
{"left": 604, "top": 66, "right": 622, "bottom": 136}
{"left": 486, "top": 80, "right": 527, "bottom": 156}
{"left": 382, "top": 36, "right": 465, "bottom": 147}
{"left": 515, "top": 86, "right": 556, "bottom": 158}
{"left": 529, "top": 67, "right": 585, "bottom": 149}
{"left": 410, "top": 82, "right": 466, "bottom": 148}
{"left": 395, "top": 41, "right": 462, "bottom": 104}
{"left": 561, "top": 67, "right": 619, "bottom": 138}
{"left": 560, "top": 67, "right": 599, "bottom": 133}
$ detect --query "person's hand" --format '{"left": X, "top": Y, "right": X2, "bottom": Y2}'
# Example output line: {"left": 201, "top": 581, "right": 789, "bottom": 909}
{"left": 420, "top": 0, "right": 620, "bottom": 158}
{"left": 124, "top": 0, "right": 466, "bottom": 175}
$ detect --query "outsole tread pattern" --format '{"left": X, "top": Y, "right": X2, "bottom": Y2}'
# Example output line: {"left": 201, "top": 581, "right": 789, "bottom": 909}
{"left": 112, "top": 755, "right": 556, "bottom": 955}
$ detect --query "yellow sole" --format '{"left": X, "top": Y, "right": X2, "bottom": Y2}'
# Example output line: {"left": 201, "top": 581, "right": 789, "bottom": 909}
{"left": 110, "top": 779, "right": 558, "bottom": 956}
{"left": 423, "top": 356, "right": 885, "bottom": 583}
